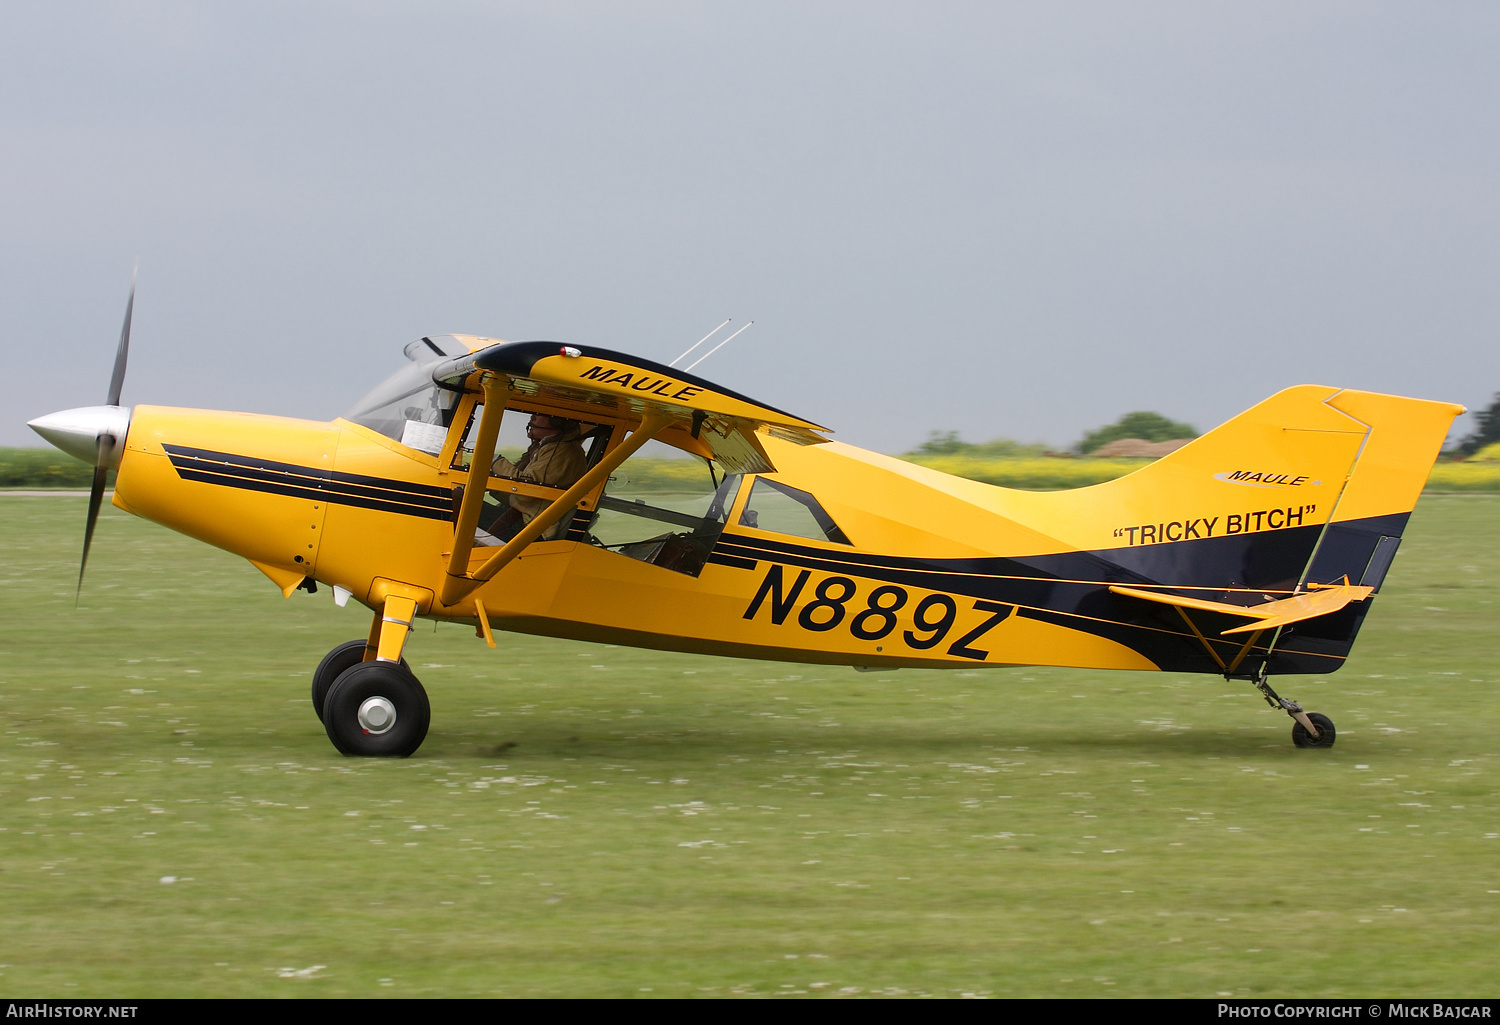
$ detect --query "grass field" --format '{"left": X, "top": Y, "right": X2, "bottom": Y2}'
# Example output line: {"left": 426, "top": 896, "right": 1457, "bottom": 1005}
{"left": 0, "top": 495, "right": 1496, "bottom": 997}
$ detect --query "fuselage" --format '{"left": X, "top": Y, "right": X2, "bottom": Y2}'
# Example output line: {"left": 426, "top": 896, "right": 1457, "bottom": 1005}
{"left": 106, "top": 368, "right": 1463, "bottom": 678}
{"left": 116, "top": 403, "right": 1150, "bottom": 671}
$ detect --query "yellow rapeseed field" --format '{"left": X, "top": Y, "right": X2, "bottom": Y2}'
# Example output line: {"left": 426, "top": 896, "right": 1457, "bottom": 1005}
{"left": 907, "top": 454, "right": 1500, "bottom": 492}
{"left": 621, "top": 454, "right": 1500, "bottom": 492}
{"left": 1425, "top": 460, "right": 1500, "bottom": 491}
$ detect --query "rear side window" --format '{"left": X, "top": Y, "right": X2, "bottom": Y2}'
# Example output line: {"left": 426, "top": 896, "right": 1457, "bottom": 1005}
{"left": 737, "top": 478, "right": 850, "bottom": 545}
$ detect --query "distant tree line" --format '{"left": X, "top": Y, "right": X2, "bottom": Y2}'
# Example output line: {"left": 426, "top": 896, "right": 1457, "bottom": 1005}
{"left": 910, "top": 393, "right": 1500, "bottom": 463}
{"left": 0, "top": 448, "right": 109, "bottom": 488}
{"left": 1455, "top": 393, "right": 1500, "bottom": 456}
{"left": 1075, "top": 412, "right": 1197, "bottom": 455}
{"left": 907, "top": 411, "right": 1198, "bottom": 459}
{"left": 907, "top": 431, "right": 1051, "bottom": 458}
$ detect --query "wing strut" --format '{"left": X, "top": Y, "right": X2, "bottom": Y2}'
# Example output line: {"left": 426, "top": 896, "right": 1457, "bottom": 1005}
{"left": 445, "top": 377, "right": 509, "bottom": 582}
{"left": 440, "top": 401, "right": 673, "bottom": 606}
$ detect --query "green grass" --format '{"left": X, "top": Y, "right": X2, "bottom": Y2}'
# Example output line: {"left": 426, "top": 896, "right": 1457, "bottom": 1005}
{"left": 1, "top": 495, "right": 1497, "bottom": 997}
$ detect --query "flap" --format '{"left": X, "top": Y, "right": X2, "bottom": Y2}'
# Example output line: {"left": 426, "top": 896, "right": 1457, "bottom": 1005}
{"left": 432, "top": 341, "right": 829, "bottom": 475}
{"left": 1109, "top": 583, "right": 1374, "bottom": 635}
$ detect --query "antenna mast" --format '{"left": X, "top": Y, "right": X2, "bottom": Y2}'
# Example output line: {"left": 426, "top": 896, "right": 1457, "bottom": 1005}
{"left": 669, "top": 320, "right": 730, "bottom": 368}
{"left": 684, "top": 321, "right": 753, "bottom": 372}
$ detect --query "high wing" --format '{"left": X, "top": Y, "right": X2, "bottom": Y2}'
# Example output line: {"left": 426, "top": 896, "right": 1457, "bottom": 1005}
{"left": 432, "top": 340, "right": 830, "bottom": 475}
{"left": 431, "top": 339, "right": 831, "bottom": 605}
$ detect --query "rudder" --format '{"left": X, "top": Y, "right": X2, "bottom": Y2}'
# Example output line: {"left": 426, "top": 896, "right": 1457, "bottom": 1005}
{"left": 1069, "top": 385, "right": 1463, "bottom": 675}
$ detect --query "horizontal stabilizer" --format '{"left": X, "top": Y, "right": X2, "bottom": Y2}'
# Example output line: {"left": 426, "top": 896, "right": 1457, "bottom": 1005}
{"left": 1217, "top": 584, "right": 1374, "bottom": 634}
{"left": 1109, "top": 583, "right": 1374, "bottom": 636}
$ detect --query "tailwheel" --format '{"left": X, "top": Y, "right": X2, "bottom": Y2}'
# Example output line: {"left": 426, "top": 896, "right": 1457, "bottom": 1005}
{"left": 1292, "top": 712, "right": 1336, "bottom": 749}
{"left": 311, "top": 639, "right": 408, "bottom": 722}
{"left": 322, "top": 661, "right": 430, "bottom": 757}
{"left": 1239, "top": 667, "right": 1335, "bottom": 749}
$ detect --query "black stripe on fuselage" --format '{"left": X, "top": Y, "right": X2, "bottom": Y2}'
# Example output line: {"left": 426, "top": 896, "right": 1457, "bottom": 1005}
{"left": 714, "top": 532, "right": 1250, "bottom": 672}
{"left": 706, "top": 551, "right": 758, "bottom": 570}
{"left": 711, "top": 518, "right": 1406, "bottom": 676}
{"left": 168, "top": 454, "right": 450, "bottom": 511}
{"left": 163, "top": 444, "right": 453, "bottom": 521}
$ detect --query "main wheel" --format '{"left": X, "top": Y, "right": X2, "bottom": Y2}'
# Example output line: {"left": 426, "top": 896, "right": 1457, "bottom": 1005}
{"left": 1292, "top": 712, "right": 1336, "bottom": 748}
{"left": 322, "top": 661, "right": 431, "bottom": 757}
{"left": 311, "top": 640, "right": 408, "bottom": 722}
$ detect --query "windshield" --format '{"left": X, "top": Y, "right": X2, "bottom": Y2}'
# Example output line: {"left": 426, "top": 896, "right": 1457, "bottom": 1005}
{"left": 344, "top": 361, "right": 462, "bottom": 453}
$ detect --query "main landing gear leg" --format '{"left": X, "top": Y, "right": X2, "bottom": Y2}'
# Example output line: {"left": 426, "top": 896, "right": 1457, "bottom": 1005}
{"left": 1244, "top": 666, "right": 1335, "bottom": 749}
{"left": 309, "top": 607, "right": 413, "bottom": 722}
{"left": 317, "top": 593, "right": 431, "bottom": 757}
{"left": 371, "top": 595, "right": 418, "bottom": 665}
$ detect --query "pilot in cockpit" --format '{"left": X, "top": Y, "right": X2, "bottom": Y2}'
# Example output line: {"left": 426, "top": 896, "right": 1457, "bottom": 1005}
{"left": 480, "top": 414, "right": 588, "bottom": 541}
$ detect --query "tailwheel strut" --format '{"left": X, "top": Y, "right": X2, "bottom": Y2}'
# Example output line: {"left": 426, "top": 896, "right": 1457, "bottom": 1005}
{"left": 1241, "top": 666, "right": 1336, "bottom": 749}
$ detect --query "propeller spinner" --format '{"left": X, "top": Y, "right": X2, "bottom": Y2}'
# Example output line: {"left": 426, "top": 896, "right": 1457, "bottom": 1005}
{"left": 27, "top": 271, "right": 136, "bottom": 600}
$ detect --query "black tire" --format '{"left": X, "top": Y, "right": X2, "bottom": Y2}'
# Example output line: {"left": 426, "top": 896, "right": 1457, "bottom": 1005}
{"left": 1292, "top": 712, "right": 1336, "bottom": 748}
{"left": 322, "top": 661, "right": 430, "bottom": 757}
{"left": 311, "top": 640, "right": 408, "bottom": 723}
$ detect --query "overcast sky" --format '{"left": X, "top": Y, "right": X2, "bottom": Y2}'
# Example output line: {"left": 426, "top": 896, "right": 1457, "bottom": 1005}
{"left": 4, "top": 1, "right": 1497, "bottom": 453}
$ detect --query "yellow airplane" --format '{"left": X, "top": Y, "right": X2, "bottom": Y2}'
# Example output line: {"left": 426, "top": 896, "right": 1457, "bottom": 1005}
{"left": 29, "top": 285, "right": 1465, "bottom": 757}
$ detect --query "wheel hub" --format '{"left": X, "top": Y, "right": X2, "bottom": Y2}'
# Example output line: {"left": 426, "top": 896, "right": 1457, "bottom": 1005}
{"left": 357, "top": 696, "right": 398, "bottom": 735}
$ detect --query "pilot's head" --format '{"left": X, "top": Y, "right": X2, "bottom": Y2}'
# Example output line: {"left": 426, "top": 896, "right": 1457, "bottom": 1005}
{"left": 526, "top": 414, "right": 578, "bottom": 441}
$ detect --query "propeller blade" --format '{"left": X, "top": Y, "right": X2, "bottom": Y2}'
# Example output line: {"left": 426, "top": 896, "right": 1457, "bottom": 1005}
{"left": 106, "top": 267, "right": 135, "bottom": 407}
{"left": 77, "top": 435, "right": 115, "bottom": 603}
{"left": 78, "top": 266, "right": 134, "bottom": 602}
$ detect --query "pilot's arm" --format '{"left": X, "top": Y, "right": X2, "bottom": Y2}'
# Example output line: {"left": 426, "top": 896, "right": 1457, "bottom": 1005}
{"left": 488, "top": 424, "right": 588, "bottom": 537}
{"left": 490, "top": 442, "right": 585, "bottom": 492}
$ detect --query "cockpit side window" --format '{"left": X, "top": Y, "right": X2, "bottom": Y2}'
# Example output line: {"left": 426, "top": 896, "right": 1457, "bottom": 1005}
{"left": 448, "top": 403, "right": 609, "bottom": 477}
{"left": 344, "top": 362, "right": 462, "bottom": 454}
{"left": 445, "top": 402, "right": 609, "bottom": 546}
{"left": 572, "top": 437, "right": 741, "bottom": 576}
{"left": 737, "top": 478, "right": 851, "bottom": 545}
